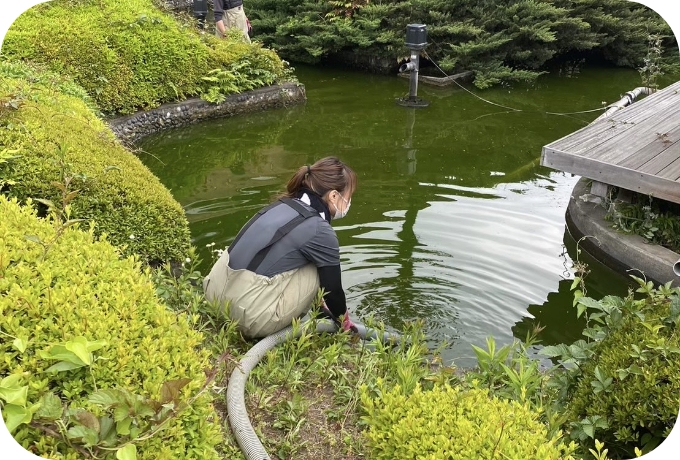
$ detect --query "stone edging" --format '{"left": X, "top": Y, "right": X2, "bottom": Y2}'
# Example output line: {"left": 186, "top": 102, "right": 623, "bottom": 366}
{"left": 566, "top": 177, "right": 679, "bottom": 285}
{"left": 107, "top": 82, "right": 306, "bottom": 144}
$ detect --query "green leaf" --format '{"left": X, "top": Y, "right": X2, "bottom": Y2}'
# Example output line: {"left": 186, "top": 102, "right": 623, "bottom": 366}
{"left": 577, "top": 297, "right": 604, "bottom": 311}
{"left": 62, "top": 219, "right": 88, "bottom": 229}
{"left": 0, "top": 374, "right": 22, "bottom": 388}
{"left": 594, "top": 366, "right": 604, "bottom": 383}
{"left": 99, "top": 416, "right": 117, "bottom": 446}
{"left": 582, "top": 422, "right": 595, "bottom": 439}
{"left": 2, "top": 404, "right": 32, "bottom": 432}
{"left": 568, "top": 343, "right": 588, "bottom": 360}
{"left": 133, "top": 399, "right": 156, "bottom": 418}
{"left": 116, "top": 416, "right": 132, "bottom": 435}
{"left": 65, "top": 337, "right": 93, "bottom": 365}
{"left": 114, "top": 404, "right": 131, "bottom": 422}
{"left": 40, "top": 344, "right": 87, "bottom": 365}
{"left": 67, "top": 425, "right": 99, "bottom": 446}
{"left": 669, "top": 296, "right": 680, "bottom": 324}
{"left": 24, "top": 234, "right": 42, "bottom": 244}
{"left": 0, "top": 384, "right": 28, "bottom": 407}
{"left": 607, "top": 309, "right": 623, "bottom": 327}
{"left": 628, "top": 364, "right": 643, "bottom": 375}
{"left": 538, "top": 345, "right": 566, "bottom": 358}
{"left": 45, "top": 360, "right": 86, "bottom": 373}
{"left": 116, "top": 444, "right": 137, "bottom": 460}
{"left": 34, "top": 198, "right": 55, "bottom": 209}
{"left": 35, "top": 393, "right": 63, "bottom": 420}
{"left": 85, "top": 338, "right": 107, "bottom": 353}
{"left": 594, "top": 417, "right": 609, "bottom": 430}
{"left": 129, "top": 425, "right": 142, "bottom": 439}
{"left": 89, "top": 389, "right": 123, "bottom": 407}
{"left": 12, "top": 337, "right": 28, "bottom": 353}
{"left": 576, "top": 301, "right": 587, "bottom": 318}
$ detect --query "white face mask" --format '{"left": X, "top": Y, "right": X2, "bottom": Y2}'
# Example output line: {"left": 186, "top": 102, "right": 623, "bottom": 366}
{"left": 332, "top": 192, "right": 351, "bottom": 220}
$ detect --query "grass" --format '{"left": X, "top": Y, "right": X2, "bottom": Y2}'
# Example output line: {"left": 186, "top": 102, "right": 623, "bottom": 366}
{"left": 151, "top": 253, "right": 453, "bottom": 459}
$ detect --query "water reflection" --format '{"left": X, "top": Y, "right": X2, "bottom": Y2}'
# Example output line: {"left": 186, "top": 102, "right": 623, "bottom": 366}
{"left": 512, "top": 229, "right": 633, "bottom": 349}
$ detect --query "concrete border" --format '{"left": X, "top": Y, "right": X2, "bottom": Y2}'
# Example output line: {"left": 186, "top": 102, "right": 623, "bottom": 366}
{"left": 566, "top": 177, "right": 679, "bottom": 285}
{"left": 107, "top": 82, "right": 306, "bottom": 144}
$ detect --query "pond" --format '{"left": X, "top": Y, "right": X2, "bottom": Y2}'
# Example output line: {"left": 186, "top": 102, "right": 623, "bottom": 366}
{"left": 138, "top": 64, "right": 670, "bottom": 365}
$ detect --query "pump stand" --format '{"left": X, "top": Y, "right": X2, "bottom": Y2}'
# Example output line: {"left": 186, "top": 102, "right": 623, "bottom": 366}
{"left": 396, "top": 24, "right": 430, "bottom": 108}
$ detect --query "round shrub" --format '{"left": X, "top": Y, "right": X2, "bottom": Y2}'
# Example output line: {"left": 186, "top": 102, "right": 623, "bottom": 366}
{"left": 0, "top": 195, "right": 222, "bottom": 459}
{"left": 360, "top": 381, "right": 577, "bottom": 459}
{"left": 2, "top": 0, "right": 292, "bottom": 114}
{"left": 0, "top": 60, "right": 190, "bottom": 263}
{"left": 565, "top": 292, "right": 680, "bottom": 456}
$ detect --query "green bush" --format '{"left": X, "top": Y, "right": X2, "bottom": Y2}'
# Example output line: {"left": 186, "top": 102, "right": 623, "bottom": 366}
{"left": 247, "top": 0, "right": 676, "bottom": 88}
{"left": 2, "top": 0, "right": 293, "bottom": 114}
{"left": 560, "top": 283, "right": 680, "bottom": 458}
{"left": 607, "top": 193, "right": 680, "bottom": 253}
{"left": 0, "top": 195, "right": 222, "bottom": 459}
{"left": 360, "top": 380, "right": 577, "bottom": 459}
{"left": 0, "top": 60, "right": 190, "bottom": 263}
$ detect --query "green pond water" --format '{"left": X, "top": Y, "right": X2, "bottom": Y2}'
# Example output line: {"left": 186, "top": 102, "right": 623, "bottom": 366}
{"left": 138, "top": 64, "right": 674, "bottom": 365}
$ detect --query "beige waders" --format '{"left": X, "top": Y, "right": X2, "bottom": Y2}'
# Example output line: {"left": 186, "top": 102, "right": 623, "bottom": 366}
{"left": 215, "top": 5, "right": 251, "bottom": 43}
{"left": 203, "top": 250, "right": 319, "bottom": 338}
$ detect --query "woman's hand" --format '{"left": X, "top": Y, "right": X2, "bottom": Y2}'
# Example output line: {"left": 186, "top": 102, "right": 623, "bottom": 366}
{"left": 342, "top": 312, "right": 358, "bottom": 333}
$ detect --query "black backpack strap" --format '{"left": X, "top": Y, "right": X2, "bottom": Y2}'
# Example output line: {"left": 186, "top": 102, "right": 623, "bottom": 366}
{"left": 228, "top": 199, "right": 283, "bottom": 254}
{"left": 279, "top": 197, "right": 317, "bottom": 219}
{"left": 246, "top": 198, "right": 318, "bottom": 272}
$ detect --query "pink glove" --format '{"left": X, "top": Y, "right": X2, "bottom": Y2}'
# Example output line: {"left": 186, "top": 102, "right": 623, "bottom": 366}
{"left": 342, "top": 311, "right": 358, "bottom": 333}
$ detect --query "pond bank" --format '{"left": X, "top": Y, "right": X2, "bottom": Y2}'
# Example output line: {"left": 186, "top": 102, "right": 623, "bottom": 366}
{"left": 566, "top": 177, "right": 680, "bottom": 285}
{"left": 108, "top": 82, "right": 306, "bottom": 143}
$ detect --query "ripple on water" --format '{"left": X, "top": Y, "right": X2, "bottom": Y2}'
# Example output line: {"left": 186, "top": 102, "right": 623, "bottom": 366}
{"left": 342, "top": 175, "right": 579, "bottom": 364}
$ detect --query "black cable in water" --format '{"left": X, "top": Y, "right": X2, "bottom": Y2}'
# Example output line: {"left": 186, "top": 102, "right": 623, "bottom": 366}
{"left": 420, "top": 49, "right": 609, "bottom": 118}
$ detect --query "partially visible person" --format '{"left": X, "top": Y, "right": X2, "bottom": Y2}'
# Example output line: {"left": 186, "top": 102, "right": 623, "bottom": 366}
{"left": 213, "top": 0, "right": 251, "bottom": 43}
{"left": 204, "top": 157, "right": 358, "bottom": 338}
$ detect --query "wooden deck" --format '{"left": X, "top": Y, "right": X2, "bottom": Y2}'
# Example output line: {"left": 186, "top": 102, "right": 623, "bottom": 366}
{"left": 541, "top": 80, "right": 680, "bottom": 203}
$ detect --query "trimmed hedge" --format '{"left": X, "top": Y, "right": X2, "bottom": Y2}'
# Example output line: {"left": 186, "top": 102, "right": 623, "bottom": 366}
{"left": 0, "top": 195, "right": 222, "bottom": 459}
{"left": 0, "top": 60, "right": 190, "bottom": 263}
{"left": 360, "top": 381, "right": 577, "bottom": 459}
{"left": 2, "top": 0, "right": 292, "bottom": 114}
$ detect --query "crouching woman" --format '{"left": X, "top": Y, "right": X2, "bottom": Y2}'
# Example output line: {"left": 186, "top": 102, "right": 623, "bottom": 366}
{"left": 204, "top": 156, "right": 357, "bottom": 338}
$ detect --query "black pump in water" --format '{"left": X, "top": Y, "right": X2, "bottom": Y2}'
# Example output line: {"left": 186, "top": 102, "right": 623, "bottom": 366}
{"left": 396, "top": 24, "right": 430, "bottom": 108}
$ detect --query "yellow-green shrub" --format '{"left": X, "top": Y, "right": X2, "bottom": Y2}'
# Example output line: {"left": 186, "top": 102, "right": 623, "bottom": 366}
{"left": 564, "top": 290, "right": 680, "bottom": 456}
{"left": 0, "top": 195, "right": 222, "bottom": 459}
{"left": 2, "top": 0, "right": 292, "bottom": 114}
{"left": 0, "top": 60, "right": 190, "bottom": 263}
{"left": 360, "top": 380, "right": 577, "bottom": 460}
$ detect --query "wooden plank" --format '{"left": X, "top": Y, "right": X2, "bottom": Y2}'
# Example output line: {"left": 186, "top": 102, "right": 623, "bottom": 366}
{"left": 540, "top": 80, "right": 680, "bottom": 205}
{"left": 627, "top": 126, "right": 680, "bottom": 173}
{"left": 545, "top": 82, "right": 680, "bottom": 155}
{"left": 658, "top": 154, "right": 680, "bottom": 181}
{"left": 552, "top": 98, "right": 680, "bottom": 158}
{"left": 593, "top": 106, "right": 680, "bottom": 163}
{"left": 541, "top": 147, "right": 680, "bottom": 204}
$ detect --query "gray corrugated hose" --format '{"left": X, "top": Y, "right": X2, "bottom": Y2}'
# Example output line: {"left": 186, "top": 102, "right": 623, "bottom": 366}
{"left": 593, "top": 87, "right": 653, "bottom": 122}
{"left": 226, "top": 319, "right": 397, "bottom": 460}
